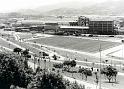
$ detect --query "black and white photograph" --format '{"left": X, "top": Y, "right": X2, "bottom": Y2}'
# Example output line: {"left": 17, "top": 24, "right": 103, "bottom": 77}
{"left": 0, "top": 0, "right": 123, "bottom": 89}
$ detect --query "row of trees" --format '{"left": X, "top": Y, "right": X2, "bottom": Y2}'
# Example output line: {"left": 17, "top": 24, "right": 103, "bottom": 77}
{"left": 53, "top": 59, "right": 118, "bottom": 83}
{"left": 53, "top": 60, "right": 77, "bottom": 73}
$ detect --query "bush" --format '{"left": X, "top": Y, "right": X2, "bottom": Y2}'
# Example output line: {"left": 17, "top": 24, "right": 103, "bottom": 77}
{"left": 53, "top": 55, "right": 57, "bottom": 60}
{"left": 68, "top": 70, "right": 78, "bottom": 73}
{"left": 109, "top": 35, "right": 114, "bottom": 37}
{"left": 54, "top": 32, "right": 64, "bottom": 35}
{"left": 63, "top": 60, "right": 76, "bottom": 68}
{"left": 67, "top": 81, "right": 85, "bottom": 89}
{"left": 62, "top": 66, "right": 69, "bottom": 71}
{"left": 78, "top": 68, "right": 92, "bottom": 76}
{"left": 53, "top": 63, "right": 63, "bottom": 68}
{"left": 88, "top": 34, "right": 93, "bottom": 37}
{"left": 42, "top": 52, "right": 49, "bottom": 57}
{"left": 86, "top": 69, "right": 92, "bottom": 76}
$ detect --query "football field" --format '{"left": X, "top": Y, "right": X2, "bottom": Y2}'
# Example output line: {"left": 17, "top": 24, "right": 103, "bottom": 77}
{"left": 28, "top": 36, "right": 121, "bottom": 53}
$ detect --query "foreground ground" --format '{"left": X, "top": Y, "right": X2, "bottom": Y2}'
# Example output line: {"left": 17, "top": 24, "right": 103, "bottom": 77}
{"left": 0, "top": 29, "right": 124, "bottom": 89}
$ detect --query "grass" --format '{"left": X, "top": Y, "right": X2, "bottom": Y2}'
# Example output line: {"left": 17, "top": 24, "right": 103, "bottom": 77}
{"left": 28, "top": 36, "right": 120, "bottom": 53}
{"left": 0, "top": 38, "right": 17, "bottom": 49}
{"left": 17, "top": 33, "right": 33, "bottom": 39}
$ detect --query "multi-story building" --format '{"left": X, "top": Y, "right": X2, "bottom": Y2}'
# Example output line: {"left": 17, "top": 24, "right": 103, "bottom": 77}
{"left": 44, "top": 22, "right": 59, "bottom": 31}
{"left": 89, "top": 19, "right": 116, "bottom": 35}
{"left": 78, "top": 16, "right": 89, "bottom": 26}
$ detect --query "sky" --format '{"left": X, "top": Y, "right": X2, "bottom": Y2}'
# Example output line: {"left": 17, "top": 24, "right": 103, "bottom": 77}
{"left": 0, "top": 0, "right": 120, "bottom": 13}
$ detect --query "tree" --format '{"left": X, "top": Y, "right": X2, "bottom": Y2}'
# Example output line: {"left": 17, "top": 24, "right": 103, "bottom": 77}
{"left": 28, "top": 72, "right": 66, "bottom": 89}
{"left": 101, "top": 65, "right": 118, "bottom": 83}
{"left": 13, "top": 48, "right": 22, "bottom": 54}
{"left": 53, "top": 63, "right": 63, "bottom": 68}
{"left": 70, "top": 60, "right": 76, "bottom": 78}
{"left": 22, "top": 49, "right": 29, "bottom": 56}
{"left": 78, "top": 67, "right": 92, "bottom": 80}
{"left": 63, "top": 60, "right": 77, "bottom": 72}
{"left": 22, "top": 49, "right": 30, "bottom": 69}
{"left": 42, "top": 52, "right": 49, "bottom": 59}
{"left": 63, "top": 60, "right": 71, "bottom": 71}
{"left": 0, "top": 53, "right": 33, "bottom": 89}
{"left": 53, "top": 55, "right": 57, "bottom": 60}
{"left": 70, "top": 60, "right": 76, "bottom": 68}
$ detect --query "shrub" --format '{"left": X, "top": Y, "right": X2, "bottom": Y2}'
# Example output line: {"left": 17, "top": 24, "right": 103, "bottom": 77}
{"left": 78, "top": 68, "right": 92, "bottom": 76}
{"left": 88, "top": 34, "right": 93, "bottom": 37}
{"left": 53, "top": 55, "right": 57, "bottom": 60}
{"left": 67, "top": 81, "right": 85, "bottom": 89}
{"left": 86, "top": 69, "right": 92, "bottom": 76}
{"left": 42, "top": 52, "right": 49, "bottom": 57}
{"left": 53, "top": 63, "right": 63, "bottom": 68}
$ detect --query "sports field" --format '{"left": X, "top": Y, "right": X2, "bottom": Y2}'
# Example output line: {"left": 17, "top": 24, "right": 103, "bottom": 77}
{"left": 28, "top": 36, "right": 121, "bottom": 53}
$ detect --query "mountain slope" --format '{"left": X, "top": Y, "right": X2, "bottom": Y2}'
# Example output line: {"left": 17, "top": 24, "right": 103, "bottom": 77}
{"left": 43, "top": 0, "right": 124, "bottom": 16}
{"left": 11, "top": 0, "right": 124, "bottom": 16}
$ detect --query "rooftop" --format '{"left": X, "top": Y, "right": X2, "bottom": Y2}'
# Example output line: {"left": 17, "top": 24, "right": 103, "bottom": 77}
{"left": 60, "top": 26, "right": 89, "bottom": 29}
{"left": 89, "top": 17, "right": 114, "bottom": 21}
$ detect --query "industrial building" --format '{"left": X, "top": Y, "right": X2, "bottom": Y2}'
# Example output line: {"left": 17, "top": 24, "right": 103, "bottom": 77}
{"left": 89, "top": 19, "right": 116, "bottom": 35}
{"left": 44, "top": 22, "right": 59, "bottom": 31}
{"left": 78, "top": 16, "right": 89, "bottom": 26}
{"left": 58, "top": 21, "right": 86, "bottom": 35}
{"left": 59, "top": 26, "right": 89, "bottom": 35}
{"left": 13, "top": 16, "right": 119, "bottom": 35}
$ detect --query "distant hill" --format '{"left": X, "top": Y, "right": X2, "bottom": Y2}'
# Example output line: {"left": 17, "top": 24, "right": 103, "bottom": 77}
{"left": 42, "top": 0, "right": 124, "bottom": 16}
{"left": 2, "top": 0, "right": 124, "bottom": 17}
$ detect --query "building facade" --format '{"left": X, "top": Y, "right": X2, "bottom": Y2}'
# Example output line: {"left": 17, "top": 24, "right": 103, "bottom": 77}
{"left": 89, "top": 20, "right": 116, "bottom": 35}
{"left": 78, "top": 16, "right": 89, "bottom": 26}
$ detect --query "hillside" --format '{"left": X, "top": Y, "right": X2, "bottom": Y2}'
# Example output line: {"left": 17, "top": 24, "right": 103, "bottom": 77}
{"left": 2, "top": 0, "right": 124, "bottom": 17}
{"left": 42, "top": 0, "right": 124, "bottom": 16}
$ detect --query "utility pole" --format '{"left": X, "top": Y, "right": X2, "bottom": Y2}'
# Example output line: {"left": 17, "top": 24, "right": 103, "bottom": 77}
{"left": 99, "top": 40, "right": 102, "bottom": 89}
{"left": 34, "top": 54, "right": 36, "bottom": 71}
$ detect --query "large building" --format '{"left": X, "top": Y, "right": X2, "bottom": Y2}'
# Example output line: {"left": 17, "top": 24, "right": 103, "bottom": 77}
{"left": 44, "top": 22, "right": 59, "bottom": 31}
{"left": 59, "top": 26, "right": 89, "bottom": 35}
{"left": 13, "top": 16, "right": 119, "bottom": 35}
{"left": 89, "top": 19, "right": 116, "bottom": 35}
{"left": 78, "top": 16, "right": 89, "bottom": 26}
{"left": 59, "top": 20, "right": 89, "bottom": 35}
